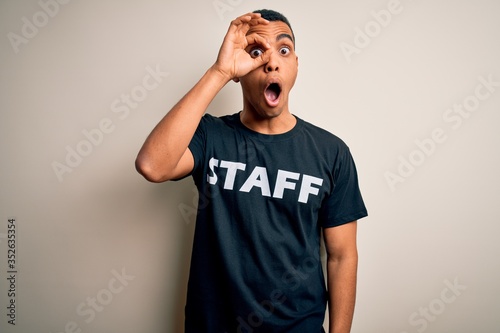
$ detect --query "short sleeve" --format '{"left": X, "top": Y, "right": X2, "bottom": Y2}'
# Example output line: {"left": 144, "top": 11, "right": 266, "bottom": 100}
{"left": 183, "top": 114, "right": 211, "bottom": 182}
{"left": 319, "top": 146, "right": 368, "bottom": 228}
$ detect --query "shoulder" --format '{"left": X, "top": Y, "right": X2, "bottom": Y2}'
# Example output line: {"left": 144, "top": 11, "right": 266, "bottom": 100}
{"left": 297, "top": 116, "right": 350, "bottom": 152}
{"left": 198, "top": 112, "right": 240, "bottom": 130}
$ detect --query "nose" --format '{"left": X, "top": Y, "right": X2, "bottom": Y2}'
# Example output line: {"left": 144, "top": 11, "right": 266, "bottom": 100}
{"left": 264, "top": 51, "right": 279, "bottom": 73}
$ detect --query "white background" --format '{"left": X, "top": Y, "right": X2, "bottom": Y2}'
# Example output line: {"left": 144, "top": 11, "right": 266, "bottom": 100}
{"left": 1, "top": 0, "right": 499, "bottom": 332}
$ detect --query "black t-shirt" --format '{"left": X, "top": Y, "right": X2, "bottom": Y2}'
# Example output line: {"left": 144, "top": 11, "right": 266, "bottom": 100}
{"left": 184, "top": 112, "right": 367, "bottom": 333}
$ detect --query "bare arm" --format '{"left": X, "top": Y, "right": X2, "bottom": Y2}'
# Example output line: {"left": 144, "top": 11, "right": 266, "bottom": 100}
{"left": 135, "top": 67, "right": 228, "bottom": 182}
{"left": 323, "top": 221, "right": 358, "bottom": 333}
{"left": 135, "top": 13, "right": 271, "bottom": 182}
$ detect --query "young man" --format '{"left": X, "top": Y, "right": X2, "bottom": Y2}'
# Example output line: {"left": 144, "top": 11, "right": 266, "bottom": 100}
{"left": 136, "top": 9, "right": 367, "bottom": 333}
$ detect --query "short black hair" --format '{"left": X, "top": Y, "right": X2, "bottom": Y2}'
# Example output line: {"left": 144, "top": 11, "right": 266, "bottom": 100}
{"left": 253, "top": 9, "right": 295, "bottom": 46}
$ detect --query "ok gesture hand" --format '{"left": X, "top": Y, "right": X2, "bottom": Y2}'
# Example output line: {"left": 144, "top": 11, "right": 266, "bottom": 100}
{"left": 213, "top": 13, "right": 271, "bottom": 82}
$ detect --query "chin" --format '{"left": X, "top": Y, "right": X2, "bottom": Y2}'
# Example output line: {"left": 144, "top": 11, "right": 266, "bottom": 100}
{"left": 254, "top": 101, "right": 283, "bottom": 117}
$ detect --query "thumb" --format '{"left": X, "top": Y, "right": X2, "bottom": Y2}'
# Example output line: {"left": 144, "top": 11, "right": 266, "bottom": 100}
{"left": 252, "top": 49, "right": 272, "bottom": 70}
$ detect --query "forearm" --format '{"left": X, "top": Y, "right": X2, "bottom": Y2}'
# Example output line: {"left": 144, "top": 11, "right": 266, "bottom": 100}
{"left": 135, "top": 66, "right": 230, "bottom": 181}
{"left": 327, "top": 254, "right": 358, "bottom": 333}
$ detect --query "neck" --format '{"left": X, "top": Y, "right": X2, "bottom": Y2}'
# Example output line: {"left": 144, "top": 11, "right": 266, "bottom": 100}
{"left": 240, "top": 107, "right": 296, "bottom": 135}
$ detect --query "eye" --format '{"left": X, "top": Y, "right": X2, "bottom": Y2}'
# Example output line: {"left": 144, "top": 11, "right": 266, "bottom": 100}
{"left": 279, "top": 46, "right": 291, "bottom": 55}
{"left": 249, "top": 48, "right": 264, "bottom": 58}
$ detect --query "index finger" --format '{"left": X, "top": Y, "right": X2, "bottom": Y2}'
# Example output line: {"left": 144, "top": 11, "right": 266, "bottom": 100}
{"left": 246, "top": 33, "right": 271, "bottom": 50}
{"left": 231, "top": 12, "right": 269, "bottom": 27}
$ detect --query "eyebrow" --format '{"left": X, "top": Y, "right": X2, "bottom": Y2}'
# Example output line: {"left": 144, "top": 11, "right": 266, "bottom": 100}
{"left": 276, "top": 33, "right": 294, "bottom": 44}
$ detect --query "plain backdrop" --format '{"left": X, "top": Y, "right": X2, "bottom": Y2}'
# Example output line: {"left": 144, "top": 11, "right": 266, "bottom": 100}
{"left": 1, "top": 0, "right": 499, "bottom": 332}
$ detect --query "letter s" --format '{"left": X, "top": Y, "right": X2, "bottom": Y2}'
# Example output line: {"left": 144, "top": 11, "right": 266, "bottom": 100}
{"left": 207, "top": 157, "right": 219, "bottom": 185}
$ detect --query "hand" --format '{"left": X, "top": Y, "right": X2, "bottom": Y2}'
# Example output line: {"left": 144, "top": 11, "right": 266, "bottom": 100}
{"left": 212, "top": 13, "right": 271, "bottom": 82}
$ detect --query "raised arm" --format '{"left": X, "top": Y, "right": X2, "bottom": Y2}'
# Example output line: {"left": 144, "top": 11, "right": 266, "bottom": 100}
{"left": 135, "top": 13, "right": 271, "bottom": 182}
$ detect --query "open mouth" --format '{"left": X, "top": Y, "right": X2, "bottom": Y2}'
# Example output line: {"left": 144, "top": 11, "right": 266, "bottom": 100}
{"left": 264, "top": 83, "right": 282, "bottom": 107}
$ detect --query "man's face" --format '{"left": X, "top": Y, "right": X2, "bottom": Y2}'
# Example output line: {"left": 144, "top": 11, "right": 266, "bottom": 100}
{"left": 240, "top": 21, "right": 298, "bottom": 118}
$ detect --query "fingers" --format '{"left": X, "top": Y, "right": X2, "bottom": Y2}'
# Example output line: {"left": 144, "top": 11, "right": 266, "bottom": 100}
{"left": 229, "top": 12, "right": 269, "bottom": 35}
{"left": 246, "top": 32, "right": 272, "bottom": 67}
{"left": 246, "top": 33, "right": 271, "bottom": 50}
{"left": 232, "top": 12, "right": 269, "bottom": 27}
{"left": 217, "top": 13, "right": 271, "bottom": 81}
{"left": 252, "top": 48, "right": 271, "bottom": 68}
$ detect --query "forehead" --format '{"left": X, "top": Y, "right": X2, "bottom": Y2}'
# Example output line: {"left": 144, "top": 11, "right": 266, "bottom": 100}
{"left": 247, "top": 21, "right": 294, "bottom": 44}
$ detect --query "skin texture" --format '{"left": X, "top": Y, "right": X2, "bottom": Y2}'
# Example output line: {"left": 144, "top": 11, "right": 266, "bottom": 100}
{"left": 135, "top": 12, "right": 358, "bottom": 333}
{"left": 324, "top": 222, "right": 358, "bottom": 333}
{"left": 238, "top": 21, "right": 298, "bottom": 134}
{"left": 135, "top": 13, "right": 270, "bottom": 182}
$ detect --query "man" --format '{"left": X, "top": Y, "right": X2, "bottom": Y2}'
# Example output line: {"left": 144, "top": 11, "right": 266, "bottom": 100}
{"left": 136, "top": 9, "right": 367, "bottom": 333}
